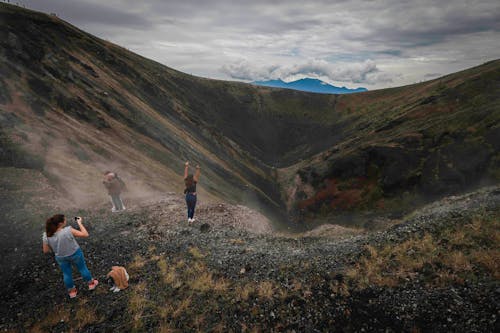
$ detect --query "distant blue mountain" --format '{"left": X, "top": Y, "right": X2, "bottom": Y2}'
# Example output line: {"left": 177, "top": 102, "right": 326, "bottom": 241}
{"left": 252, "top": 78, "right": 367, "bottom": 94}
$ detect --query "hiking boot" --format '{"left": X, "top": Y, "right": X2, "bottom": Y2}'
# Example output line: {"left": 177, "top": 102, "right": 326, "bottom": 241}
{"left": 68, "top": 288, "right": 77, "bottom": 298}
{"left": 88, "top": 279, "right": 99, "bottom": 290}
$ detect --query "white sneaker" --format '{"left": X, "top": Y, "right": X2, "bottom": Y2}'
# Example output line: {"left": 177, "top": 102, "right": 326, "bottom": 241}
{"left": 110, "top": 286, "right": 121, "bottom": 293}
{"left": 111, "top": 207, "right": 117, "bottom": 213}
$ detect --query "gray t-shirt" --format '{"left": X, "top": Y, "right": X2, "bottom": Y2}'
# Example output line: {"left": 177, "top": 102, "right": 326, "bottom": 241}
{"left": 43, "top": 226, "right": 80, "bottom": 257}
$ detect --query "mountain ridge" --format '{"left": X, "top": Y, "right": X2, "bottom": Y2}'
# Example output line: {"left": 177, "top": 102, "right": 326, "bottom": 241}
{"left": 252, "top": 77, "right": 368, "bottom": 94}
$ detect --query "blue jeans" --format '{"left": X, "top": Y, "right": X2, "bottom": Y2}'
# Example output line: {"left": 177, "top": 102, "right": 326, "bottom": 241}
{"left": 55, "top": 248, "right": 92, "bottom": 289}
{"left": 185, "top": 193, "right": 197, "bottom": 219}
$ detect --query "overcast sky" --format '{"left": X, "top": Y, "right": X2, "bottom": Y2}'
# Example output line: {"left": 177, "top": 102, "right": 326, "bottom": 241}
{"left": 16, "top": 0, "right": 500, "bottom": 90}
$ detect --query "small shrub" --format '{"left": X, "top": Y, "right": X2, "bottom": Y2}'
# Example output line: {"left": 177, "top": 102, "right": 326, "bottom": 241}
{"left": 257, "top": 281, "right": 274, "bottom": 299}
{"left": 188, "top": 246, "right": 205, "bottom": 259}
{"left": 236, "top": 283, "right": 255, "bottom": 301}
{"left": 128, "top": 254, "right": 146, "bottom": 272}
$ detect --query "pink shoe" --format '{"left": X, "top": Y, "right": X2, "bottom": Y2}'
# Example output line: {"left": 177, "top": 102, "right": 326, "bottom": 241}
{"left": 69, "top": 288, "right": 78, "bottom": 298}
{"left": 88, "top": 279, "right": 99, "bottom": 290}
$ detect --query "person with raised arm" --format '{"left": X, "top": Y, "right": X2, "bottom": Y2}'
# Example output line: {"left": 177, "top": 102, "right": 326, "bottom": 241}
{"left": 183, "top": 161, "right": 201, "bottom": 224}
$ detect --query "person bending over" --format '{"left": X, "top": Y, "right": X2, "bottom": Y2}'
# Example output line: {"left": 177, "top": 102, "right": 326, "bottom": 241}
{"left": 184, "top": 161, "right": 201, "bottom": 224}
{"left": 43, "top": 215, "right": 98, "bottom": 298}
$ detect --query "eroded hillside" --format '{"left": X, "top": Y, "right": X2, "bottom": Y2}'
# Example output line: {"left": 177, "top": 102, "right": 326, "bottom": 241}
{"left": 1, "top": 3, "right": 499, "bottom": 228}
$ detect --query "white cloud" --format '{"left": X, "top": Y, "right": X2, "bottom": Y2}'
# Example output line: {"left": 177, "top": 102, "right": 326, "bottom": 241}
{"left": 19, "top": 0, "right": 500, "bottom": 89}
{"left": 221, "top": 59, "right": 392, "bottom": 85}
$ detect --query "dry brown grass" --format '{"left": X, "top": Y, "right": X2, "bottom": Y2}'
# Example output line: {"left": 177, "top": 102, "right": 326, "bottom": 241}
{"left": 156, "top": 324, "right": 178, "bottom": 333}
{"left": 442, "top": 252, "right": 472, "bottom": 272}
{"left": 212, "top": 322, "right": 227, "bottom": 333}
{"left": 257, "top": 281, "right": 275, "bottom": 299}
{"left": 346, "top": 212, "right": 500, "bottom": 288}
{"left": 128, "top": 254, "right": 146, "bottom": 273}
{"left": 158, "top": 257, "right": 178, "bottom": 285}
{"left": 190, "top": 271, "right": 214, "bottom": 292}
{"left": 241, "top": 325, "right": 262, "bottom": 333}
{"left": 129, "top": 281, "right": 148, "bottom": 331}
{"left": 172, "top": 296, "right": 192, "bottom": 318}
{"left": 29, "top": 305, "right": 71, "bottom": 333}
{"left": 188, "top": 246, "right": 205, "bottom": 259}
{"left": 213, "top": 277, "right": 230, "bottom": 292}
{"left": 193, "top": 314, "right": 206, "bottom": 331}
{"left": 157, "top": 253, "right": 231, "bottom": 296}
{"left": 29, "top": 297, "right": 102, "bottom": 331}
{"left": 75, "top": 299, "right": 103, "bottom": 330}
{"left": 236, "top": 283, "right": 255, "bottom": 301}
{"left": 157, "top": 303, "right": 174, "bottom": 320}
{"left": 229, "top": 238, "right": 246, "bottom": 245}
{"left": 183, "top": 260, "right": 231, "bottom": 293}
{"left": 330, "top": 280, "right": 350, "bottom": 297}
{"left": 470, "top": 249, "right": 500, "bottom": 279}
{"left": 290, "top": 279, "right": 302, "bottom": 292}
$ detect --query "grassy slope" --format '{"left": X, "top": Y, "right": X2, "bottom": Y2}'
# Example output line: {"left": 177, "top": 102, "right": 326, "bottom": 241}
{"left": 281, "top": 60, "right": 500, "bottom": 224}
{"left": 0, "top": 3, "right": 499, "bottom": 228}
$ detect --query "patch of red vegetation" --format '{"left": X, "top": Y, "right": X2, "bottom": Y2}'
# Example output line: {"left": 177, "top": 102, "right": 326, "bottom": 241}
{"left": 297, "top": 178, "right": 338, "bottom": 210}
{"left": 297, "top": 177, "right": 376, "bottom": 212}
{"left": 330, "top": 188, "right": 363, "bottom": 210}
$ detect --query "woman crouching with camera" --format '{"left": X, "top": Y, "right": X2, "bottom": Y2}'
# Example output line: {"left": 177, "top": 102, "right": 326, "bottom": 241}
{"left": 42, "top": 214, "right": 98, "bottom": 298}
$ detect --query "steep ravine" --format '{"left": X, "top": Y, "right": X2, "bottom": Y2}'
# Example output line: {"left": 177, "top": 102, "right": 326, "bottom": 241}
{"left": 2, "top": 4, "right": 499, "bottom": 228}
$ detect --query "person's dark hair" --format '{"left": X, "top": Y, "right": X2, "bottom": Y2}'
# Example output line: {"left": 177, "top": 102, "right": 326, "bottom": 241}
{"left": 46, "top": 214, "right": 65, "bottom": 237}
{"left": 184, "top": 174, "right": 194, "bottom": 188}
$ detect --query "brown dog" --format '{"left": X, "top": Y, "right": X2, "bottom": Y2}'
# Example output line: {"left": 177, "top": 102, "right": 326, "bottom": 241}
{"left": 106, "top": 266, "right": 129, "bottom": 292}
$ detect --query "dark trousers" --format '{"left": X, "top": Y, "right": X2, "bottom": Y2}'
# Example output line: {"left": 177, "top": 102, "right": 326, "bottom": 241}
{"left": 185, "top": 193, "right": 197, "bottom": 219}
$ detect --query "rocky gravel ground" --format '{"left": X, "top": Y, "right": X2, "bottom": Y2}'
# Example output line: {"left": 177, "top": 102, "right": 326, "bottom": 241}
{"left": 0, "top": 186, "right": 499, "bottom": 332}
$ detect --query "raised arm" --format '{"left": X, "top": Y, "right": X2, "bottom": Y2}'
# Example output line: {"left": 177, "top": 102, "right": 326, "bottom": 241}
{"left": 184, "top": 161, "right": 189, "bottom": 179}
{"left": 71, "top": 217, "right": 89, "bottom": 238}
{"left": 194, "top": 165, "right": 201, "bottom": 182}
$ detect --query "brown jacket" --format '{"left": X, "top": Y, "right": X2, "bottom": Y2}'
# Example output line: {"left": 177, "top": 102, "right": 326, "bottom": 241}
{"left": 107, "top": 266, "right": 129, "bottom": 290}
{"left": 103, "top": 177, "right": 122, "bottom": 195}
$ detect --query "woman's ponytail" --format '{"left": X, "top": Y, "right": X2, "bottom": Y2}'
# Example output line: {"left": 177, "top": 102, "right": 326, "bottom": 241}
{"left": 46, "top": 214, "right": 65, "bottom": 237}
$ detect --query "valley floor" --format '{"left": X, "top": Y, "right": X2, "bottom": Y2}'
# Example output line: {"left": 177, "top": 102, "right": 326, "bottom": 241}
{"left": 0, "top": 185, "right": 499, "bottom": 332}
